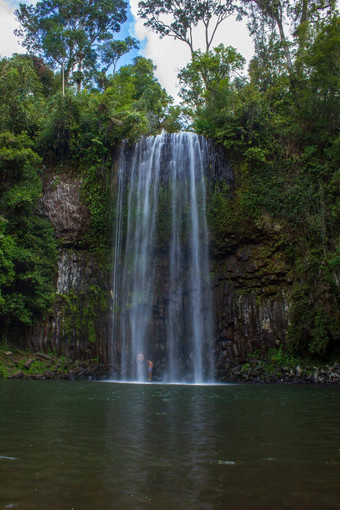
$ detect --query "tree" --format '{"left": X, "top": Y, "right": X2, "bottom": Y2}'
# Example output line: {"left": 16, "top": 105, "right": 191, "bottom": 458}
{"left": 243, "top": 0, "right": 294, "bottom": 72}
{"left": 138, "top": 0, "right": 236, "bottom": 55}
{"left": 0, "top": 54, "right": 45, "bottom": 135}
{"left": 178, "top": 44, "right": 245, "bottom": 112}
{"left": 99, "top": 37, "right": 139, "bottom": 75}
{"left": 241, "top": 0, "right": 337, "bottom": 76}
{"left": 297, "top": 14, "right": 340, "bottom": 136}
{"left": 0, "top": 132, "right": 57, "bottom": 340}
{"left": 96, "top": 36, "right": 139, "bottom": 89}
{"left": 100, "top": 57, "right": 174, "bottom": 138}
{"left": 15, "top": 0, "right": 129, "bottom": 91}
{"left": 0, "top": 217, "right": 15, "bottom": 320}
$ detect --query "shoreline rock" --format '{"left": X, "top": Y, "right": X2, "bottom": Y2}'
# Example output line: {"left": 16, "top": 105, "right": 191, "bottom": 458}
{"left": 1, "top": 349, "right": 339, "bottom": 384}
{"left": 217, "top": 358, "right": 340, "bottom": 385}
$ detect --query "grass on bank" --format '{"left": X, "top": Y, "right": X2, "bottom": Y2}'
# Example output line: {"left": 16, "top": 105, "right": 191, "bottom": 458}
{"left": 0, "top": 342, "right": 102, "bottom": 379}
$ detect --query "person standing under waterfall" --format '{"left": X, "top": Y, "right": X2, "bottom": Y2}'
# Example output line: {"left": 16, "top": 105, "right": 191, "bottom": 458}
{"left": 147, "top": 360, "right": 153, "bottom": 382}
{"left": 137, "top": 352, "right": 144, "bottom": 377}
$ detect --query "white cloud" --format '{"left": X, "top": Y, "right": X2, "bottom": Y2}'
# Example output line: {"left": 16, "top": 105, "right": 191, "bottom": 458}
{"left": 0, "top": 0, "right": 24, "bottom": 57}
{"left": 129, "top": 0, "right": 254, "bottom": 100}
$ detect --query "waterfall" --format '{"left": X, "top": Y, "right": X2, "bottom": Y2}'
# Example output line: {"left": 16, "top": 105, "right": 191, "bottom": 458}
{"left": 111, "top": 132, "right": 214, "bottom": 383}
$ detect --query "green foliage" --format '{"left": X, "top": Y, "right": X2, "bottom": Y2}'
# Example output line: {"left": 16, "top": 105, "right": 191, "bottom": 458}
{"left": 15, "top": 0, "right": 129, "bottom": 90}
{"left": 0, "top": 218, "right": 15, "bottom": 310}
{"left": 161, "top": 106, "right": 183, "bottom": 133}
{"left": 0, "top": 215, "right": 57, "bottom": 328}
{"left": 179, "top": 45, "right": 246, "bottom": 118}
{"left": 99, "top": 37, "right": 140, "bottom": 78}
{"left": 59, "top": 285, "right": 109, "bottom": 347}
{"left": 104, "top": 57, "right": 173, "bottom": 137}
{"left": 0, "top": 55, "right": 45, "bottom": 135}
{"left": 0, "top": 131, "right": 42, "bottom": 188}
{"left": 240, "top": 362, "right": 251, "bottom": 374}
{"left": 39, "top": 57, "right": 174, "bottom": 165}
{"left": 328, "top": 240, "right": 340, "bottom": 271}
{"left": 294, "top": 15, "right": 340, "bottom": 146}
{"left": 207, "top": 181, "right": 257, "bottom": 255}
{"left": 39, "top": 91, "right": 84, "bottom": 161}
{"left": 244, "top": 346, "right": 301, "bottom": 378}
{"left": 0, "top": 60, "right": 58, "bottom": 339}
{"left": 2, "top": 350, "right": 72, "bottom": 377}
{"left": 287, "top": 279, "right": 340, "bottom": 358}
{"left": 0, "top": 363, "right": 8, "bottom": 379}
{"left": 240, "top": 0, "right": 337, "bottom": 78}
{"left": 0, "top": 131, "right": 57, "bottom": 329}
{"left": 80, "top": 158, "right": 112, "bottom": 254}
{"left": 267, "top": 346, "right": 298, "bottom": 367}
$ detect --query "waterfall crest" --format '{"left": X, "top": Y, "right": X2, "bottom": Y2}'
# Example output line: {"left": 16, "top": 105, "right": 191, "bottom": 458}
{"left": 111, "top": 132, "right": 214, "bottom": 383}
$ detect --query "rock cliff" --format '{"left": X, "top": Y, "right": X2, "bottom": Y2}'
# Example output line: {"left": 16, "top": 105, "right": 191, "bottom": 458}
{"left": 25, "top": 148, "right": 292, "bottom": 378}
{"left": 27, "top": 171, "right": 111, "bottom": 362}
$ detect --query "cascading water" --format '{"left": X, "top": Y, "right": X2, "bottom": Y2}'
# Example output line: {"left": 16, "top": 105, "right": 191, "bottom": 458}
{"left": 111, "top": 132, "right": 214, "bottom": 383}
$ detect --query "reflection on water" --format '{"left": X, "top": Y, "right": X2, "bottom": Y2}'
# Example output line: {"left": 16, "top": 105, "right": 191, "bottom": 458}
{"left": 0, "top": 380, "right": 339, "bottom": 509}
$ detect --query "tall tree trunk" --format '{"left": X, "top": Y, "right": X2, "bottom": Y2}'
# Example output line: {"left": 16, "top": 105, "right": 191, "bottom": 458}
{"left": 62, "top": 61, "right": 65, "bottom": 96}
{"left": 275, "top": 15, "right": 293, "bottom": 73}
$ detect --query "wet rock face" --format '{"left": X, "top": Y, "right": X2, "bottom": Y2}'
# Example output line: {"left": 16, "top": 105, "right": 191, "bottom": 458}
{"left": 212, "top": 244, "right": 291, "bottom": 375}
{"left": 56, "top": 250, "right": 92, "bottom": 294}
{"left": 28, "top": 247, "right": 111, "bottom": 361}
{"left": 27, "top": 171, "right": 111, "bottom": 361}
{"left": 213, "top": 281, "right": 290, "bottom": 374}
{"left": 40, "top": 172, "right": 90, "bottom": 244}
{"left": 26, "top": 159, "right": 291, "bottom": 373}
{"left": 206, "top": 138, "right": 234, "bottom": 184}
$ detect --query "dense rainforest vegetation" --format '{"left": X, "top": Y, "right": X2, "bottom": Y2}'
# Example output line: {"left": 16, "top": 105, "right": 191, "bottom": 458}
{"left": 0, "top": 0, "right": 339, "bottom": 361}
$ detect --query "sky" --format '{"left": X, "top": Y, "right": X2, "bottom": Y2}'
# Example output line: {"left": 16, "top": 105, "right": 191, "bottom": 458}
{"left": 0, "top": 0, "right": 254, "bottom": 100}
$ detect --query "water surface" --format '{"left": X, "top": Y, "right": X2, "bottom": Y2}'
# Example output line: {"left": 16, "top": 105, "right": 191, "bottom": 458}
{"left": 1, "top": 380, "right": 339, "bottom": 509}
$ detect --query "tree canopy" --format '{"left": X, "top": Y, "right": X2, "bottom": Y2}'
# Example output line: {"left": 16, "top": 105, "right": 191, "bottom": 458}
{"left": 15, "top": 0, "right": 135, "bottom": 90}
{"left": 178, "top": 44, "right": 245, "bottom": 115}
{"left": 241, "top": 0, "right": 337, "bottom": 75}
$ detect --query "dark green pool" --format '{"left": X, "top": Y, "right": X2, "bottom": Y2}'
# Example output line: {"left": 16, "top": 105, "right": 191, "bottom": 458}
{"left": 1, "top": 380, "right": 339, "bottom": 509}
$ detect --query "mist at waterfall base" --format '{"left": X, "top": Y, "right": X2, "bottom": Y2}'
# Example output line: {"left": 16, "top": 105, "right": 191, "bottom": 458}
{"left": 111, "top": 133, "right": 214, "bottom": 384}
